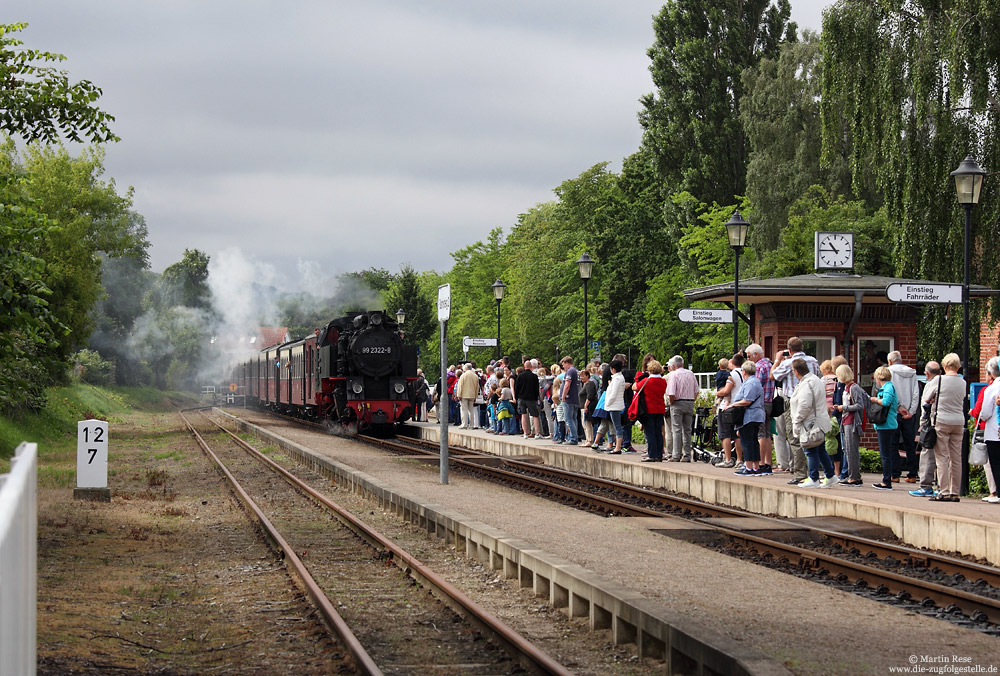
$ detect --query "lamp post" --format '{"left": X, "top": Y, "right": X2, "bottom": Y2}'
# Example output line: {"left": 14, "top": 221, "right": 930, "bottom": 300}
{"left": 576, "top": 253, "right": 594, "bottom": 365}
{"left": 725, "top": 210, "right": 750, "bottom": 354}
{"left": 492, "top": 279, "right": 506, "bottom": 361}
{"left": 395, "top": 308, "right": 406, "bottom": 325}
{"left": 951, "top": 155, "right": 986, "bottom": 383}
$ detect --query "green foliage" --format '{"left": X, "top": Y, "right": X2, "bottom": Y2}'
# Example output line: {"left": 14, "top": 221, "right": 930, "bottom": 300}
{"left": 72, "top": 349, "right": 115, "bottom": 386}
{"left": 0, "top": 23, "right": 117, "bottom": 144}
{"left": 0, "top": 167, "right": 65, "bottom": 414}
{"left": 383, "top": 263, "right": 435, "bottom": 348}
{"left": 741, "top": 32, "right": 854, "bottom": 249}
{"left": 752, "top": 187, "right": 892, "bottom": 278}
{"left": 821, "top": 0, "right": 1000, "bottom": 363}
{"left": 639, "top": 0, "right": 796, "bottom": 205}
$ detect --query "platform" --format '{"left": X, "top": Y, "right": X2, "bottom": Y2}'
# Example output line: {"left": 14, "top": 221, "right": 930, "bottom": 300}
{"left": 416, "top": 423, "right": 1000, "bottom": 566}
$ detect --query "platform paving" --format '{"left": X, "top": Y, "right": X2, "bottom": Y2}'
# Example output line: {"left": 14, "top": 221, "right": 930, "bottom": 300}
{"left": 223, "top": 410, "right": 998, "bottom": 676}
{"left": 419, "top": 423, "right": 1000, "bottom": 566}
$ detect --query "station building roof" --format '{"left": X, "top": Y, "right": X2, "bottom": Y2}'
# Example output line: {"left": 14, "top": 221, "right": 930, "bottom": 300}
{"left": 683, "top": 273, "right": 1000, "bottom": 305}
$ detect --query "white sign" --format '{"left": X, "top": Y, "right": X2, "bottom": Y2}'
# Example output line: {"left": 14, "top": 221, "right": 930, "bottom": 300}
{"left": 77, "top": 419, "right": 109, "bottom": 489}
{"left": 437, "top": 283, "right": 451, "bottom": 321}
{"left": 886, "top": 283, "right": 963, "bottom": 305}
{"left": 462, "top": 337, "right": 497, "bottom": 348}
{"left": 678, "top": 308, "right": 733, "bottom": 323}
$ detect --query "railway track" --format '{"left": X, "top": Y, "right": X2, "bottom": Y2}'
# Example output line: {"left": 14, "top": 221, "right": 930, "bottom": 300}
{"left": 179, "top": 409, "right": 574, "bottom": 675}
{"left": 362, "top": 432, "right": 1000, "bottom": 632}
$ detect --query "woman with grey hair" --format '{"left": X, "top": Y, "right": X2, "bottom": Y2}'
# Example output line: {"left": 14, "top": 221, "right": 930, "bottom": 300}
{"left": 922, "top": 353, "right": 967, "bottom": 501}
{"left": 834, "top": 364, "right": 866, "bottom": 485}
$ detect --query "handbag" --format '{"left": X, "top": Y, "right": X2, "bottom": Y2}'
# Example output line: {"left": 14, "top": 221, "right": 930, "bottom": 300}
{"left": 867, "top": 383, "right": 890, "bottom": 425}
{"left": 799, "top": 418, "right": 826, "bottom": 447}
{"left": 971, "top": 429, "right": 989, "bottom": 465}
{"left": 719, "top": 406, "right": 745, "bottom": 426}
{"left": 626, "top": 378, "right": 648, "bottom": 424}
{"left": 593, "top": 391, "right": 609, "bottom": 419}
{"left": 918, "top": 377, "right": 941, "bottom": 449}
{"left": 771, "top": 393, "right": 785, "bottom": 417}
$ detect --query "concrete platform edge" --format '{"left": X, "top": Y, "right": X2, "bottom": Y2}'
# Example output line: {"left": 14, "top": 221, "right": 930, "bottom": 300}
{"left": 218, "top": 410, "right": 793, "bottom": 676}
{"left": 423, "top": 426, "right": 1000, "bottom": 566}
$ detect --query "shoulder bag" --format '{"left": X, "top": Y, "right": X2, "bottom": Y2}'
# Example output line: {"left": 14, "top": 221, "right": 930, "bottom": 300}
{"left": 626, "top": 378, "right": 648, "bottom": 424}
{"left": 867, "top": 383, "right": 890, "bottom": 425}
{"left": 918, "top": 377, "right": 940, "bottom": 449}
{"left": 970, "top": 430, "right": 988, "bottom": 465}
{"left": 770, "top": 393, "right": 785, "bottom": 417}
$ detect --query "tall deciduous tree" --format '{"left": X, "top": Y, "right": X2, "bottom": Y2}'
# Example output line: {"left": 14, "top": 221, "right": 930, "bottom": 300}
{"left": 821, "top": 0, "right": 1000, "bottom": 360}
{"left": 740, "top": 31, "right": 854, "bottom": 250}
{"left": 1, "top": 23, "right": 117, "bottom": 144}
{"left": 383, "top": 264, "right": 435, "bottom": 349}
{"left": 639, "top": 0, "right": 795, "bottom": 205}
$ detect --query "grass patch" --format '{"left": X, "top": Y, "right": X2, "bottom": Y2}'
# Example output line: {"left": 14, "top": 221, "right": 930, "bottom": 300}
{"left": 1, "top": 385, "right": 198, "bottom": 471}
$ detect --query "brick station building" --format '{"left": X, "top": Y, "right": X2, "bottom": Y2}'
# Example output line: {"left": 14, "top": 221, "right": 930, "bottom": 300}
{"left": 685, "top": 273, "right": 999, "bottom": 446}
{"left": 685, "top": 273, "right": 998, "bottom": 382}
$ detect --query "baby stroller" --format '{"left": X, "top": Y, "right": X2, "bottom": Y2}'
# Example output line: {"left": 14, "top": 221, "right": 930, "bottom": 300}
{"left": 692, "top": 406, "right": 723, "bottom": 463}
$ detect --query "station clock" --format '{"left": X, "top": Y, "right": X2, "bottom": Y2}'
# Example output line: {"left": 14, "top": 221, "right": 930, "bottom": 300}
{"left": 814, "top": 231, "right": 854, "bottom": 271}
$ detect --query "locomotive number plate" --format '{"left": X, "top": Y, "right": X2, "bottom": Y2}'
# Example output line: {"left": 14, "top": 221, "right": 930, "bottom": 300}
{"left": 361, "top": 346, "right": 393, "bottom": 354}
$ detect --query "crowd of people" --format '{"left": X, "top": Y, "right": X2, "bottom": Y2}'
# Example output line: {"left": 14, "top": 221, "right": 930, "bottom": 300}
{"left": 413, "top": 336, "right": 1000, "bottom": 503}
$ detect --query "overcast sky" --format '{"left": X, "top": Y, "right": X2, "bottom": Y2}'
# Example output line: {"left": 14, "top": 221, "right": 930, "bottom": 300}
{"left": 8, "top": 1, "right": 831, "bottom": 289}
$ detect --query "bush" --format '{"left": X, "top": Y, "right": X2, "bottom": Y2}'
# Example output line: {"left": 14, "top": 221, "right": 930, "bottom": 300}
{"left": 73, "top": 349, "right": 116, "bottom": 386}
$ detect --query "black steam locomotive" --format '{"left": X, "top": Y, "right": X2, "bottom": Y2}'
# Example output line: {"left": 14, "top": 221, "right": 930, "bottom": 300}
{"left": 232, "top": 310, "right": 419, "bottom": 431}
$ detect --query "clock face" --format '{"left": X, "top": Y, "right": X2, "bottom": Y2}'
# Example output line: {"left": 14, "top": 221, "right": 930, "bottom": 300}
{"left": 815, "top": 232, "right": 854, "bottom": 269}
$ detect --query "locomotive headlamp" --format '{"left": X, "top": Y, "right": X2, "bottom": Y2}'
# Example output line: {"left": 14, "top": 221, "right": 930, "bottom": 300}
{"left": 394, "top": 382, "right": 406, "bottom": 394}
{"left": 371, "top": 313, "right": 383, "bottom": 326}
{"left": 351, "top": 381, "right": 364, "bottom": 394}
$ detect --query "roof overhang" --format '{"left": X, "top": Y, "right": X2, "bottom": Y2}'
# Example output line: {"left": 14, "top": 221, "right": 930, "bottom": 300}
{"left": 684, "top": 273, "right": 1000, "bottom": 305}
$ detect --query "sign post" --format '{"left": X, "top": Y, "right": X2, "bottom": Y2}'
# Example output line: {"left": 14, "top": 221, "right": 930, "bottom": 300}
{"left": 75, "top": 419, "right": 110, "bottom": 502}
{"left": 678, "top": 308, "right": 734, "bottom": 324}
{"left": 437, "top": 284, "right": 451, "bottom": 485}
{"left": 885, "top": 283, "right": 963, "bottom": 305}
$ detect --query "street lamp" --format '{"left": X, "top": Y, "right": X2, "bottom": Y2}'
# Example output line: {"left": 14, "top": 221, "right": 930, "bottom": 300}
{"left": 492, "top": 279, "right": 506, "bottom": 361}
{"left": 395, "top": 308, "right": 406, "bottom": 325}
{"left": 725, "top": 210, "right": 750, "bottom": 354}
{"left": 576, "top": 253, "right": 594, "bottom": 365}
{"left": 951, "top": 155, "right": 986, "bottom": 381}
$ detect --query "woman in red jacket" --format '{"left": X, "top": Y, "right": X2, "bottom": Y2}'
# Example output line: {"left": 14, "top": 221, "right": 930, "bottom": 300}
{"left": 639, "top": 360, "right": 668, "bottom": 462}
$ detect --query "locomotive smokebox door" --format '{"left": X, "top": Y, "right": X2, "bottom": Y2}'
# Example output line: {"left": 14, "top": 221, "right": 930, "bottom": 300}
{"left": 349, "top": 321, "right": 403, "bottom": 377}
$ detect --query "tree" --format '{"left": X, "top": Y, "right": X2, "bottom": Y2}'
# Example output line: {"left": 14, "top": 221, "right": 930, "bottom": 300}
{"left": 15, "top": 143, "right": 147, "bottom": 373}
{"left": 1, "top": 23, "right": 117, "bottom": 144}
{"left": 639, "top": 0, "right": 796, "bottom": 206}
{"left": 383, "top": 264, "right": 435, "bottom": 348}
{"left": 0, "top": 170, "right": 63, "bottom": 413}
{"left": 821, "top": 0, "right": 1000, "bottom": 361}
{"left": 740, "top": 31, "right": 854, "bottom": 250}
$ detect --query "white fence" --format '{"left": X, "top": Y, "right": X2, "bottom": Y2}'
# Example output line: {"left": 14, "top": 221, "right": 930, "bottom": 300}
{"left": 0, "top": 442, "right": 38, "bottom": 676}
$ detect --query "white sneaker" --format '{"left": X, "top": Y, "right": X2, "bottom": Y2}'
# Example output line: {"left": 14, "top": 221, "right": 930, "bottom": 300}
{"left": 819, "top": 476, "right": 840, "bottom": 489}
{"left": 534, "top": 434, "right": 544, "bottom": 439}
{"left": 799, "top": 478, "right": 820, "bottom": 488}
{"left": 984, "top": 495, "right": 1000, "bottom": 504}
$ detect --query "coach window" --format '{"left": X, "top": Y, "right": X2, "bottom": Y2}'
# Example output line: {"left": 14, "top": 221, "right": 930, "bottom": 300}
{"left": 802, "top": 337, "right": 836, "bottom": 366}
{"left": 858, "top": 337, "right": 894, "bottom": 388}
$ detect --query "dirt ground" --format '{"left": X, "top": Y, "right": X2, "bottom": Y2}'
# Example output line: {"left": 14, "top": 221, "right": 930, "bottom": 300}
{"left": 36, "top": 408, "right": 656, "bottom": 675}
{"left": 36, "top": 410, "right": 346, "bottom": 675}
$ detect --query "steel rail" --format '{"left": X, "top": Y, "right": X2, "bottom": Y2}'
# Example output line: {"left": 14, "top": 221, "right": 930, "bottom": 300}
{"left": 203, "top": 413, "right": 575, "bottom": 676}
{"left": 179, "top": 411, "right": 384, "bottom": 676}
{"left": 365, "top": 433, "right": 1000, "bottom": 623}
{"left": 383, "top": 434, "right": 1000, "bottom": 588}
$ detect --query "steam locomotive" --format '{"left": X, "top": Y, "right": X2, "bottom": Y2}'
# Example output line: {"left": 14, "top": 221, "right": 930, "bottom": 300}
{"left": 232, "top": 310, "right": 419, "bottom": 431}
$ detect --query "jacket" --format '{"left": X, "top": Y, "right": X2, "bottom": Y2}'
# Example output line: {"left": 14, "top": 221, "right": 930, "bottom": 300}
{"left": 888, "top": 363, "right": 920, "bottom": 416}
{"left": 790, "top": 373, "right": 831, "bottom": 437}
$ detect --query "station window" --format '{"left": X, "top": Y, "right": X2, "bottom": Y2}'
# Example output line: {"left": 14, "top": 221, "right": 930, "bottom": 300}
{"left": 801, "top": 337, "right": 837, "bottom": 366}
{"left": 857, "top": 337, "right": 894, "bottom": 388}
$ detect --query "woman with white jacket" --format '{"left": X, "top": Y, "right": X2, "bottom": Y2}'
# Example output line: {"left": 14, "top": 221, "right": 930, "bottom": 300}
{"left": 790, "top": 359, "right": 838, "bottom": 488}
{"left": 601, "top": 359, "right": 627, "bottom": 454}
